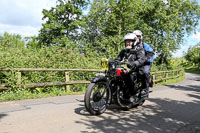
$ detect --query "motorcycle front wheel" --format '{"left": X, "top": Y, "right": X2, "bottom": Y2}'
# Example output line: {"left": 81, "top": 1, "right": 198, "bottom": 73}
{"left": 84, "top": 82, "right": 109, "bottom": 115}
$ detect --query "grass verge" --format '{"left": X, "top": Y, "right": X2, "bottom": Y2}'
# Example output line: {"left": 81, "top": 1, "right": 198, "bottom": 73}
{"left": 0, "top": 87, "right": 85, "bottom": 102}
{"left": 185, "top": 66, "right": 200, "bottom": 74}
{"left": 153, "top": 73, "right": 185, "bottom": 87}
{"left": 0, "top": 72, "right": 186, "bottom": 102}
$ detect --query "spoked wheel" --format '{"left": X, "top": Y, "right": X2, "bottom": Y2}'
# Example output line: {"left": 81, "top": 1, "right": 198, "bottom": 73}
{"left": 84, "top": 82, "right": 109, "bottom": 115}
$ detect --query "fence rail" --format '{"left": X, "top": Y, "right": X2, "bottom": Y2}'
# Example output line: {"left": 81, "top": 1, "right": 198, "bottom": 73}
{"left": 0, "top": 68, "right": 183, "bottom": 90}
{"left": 0, "top": 68, "right": 103, "bottom": 72}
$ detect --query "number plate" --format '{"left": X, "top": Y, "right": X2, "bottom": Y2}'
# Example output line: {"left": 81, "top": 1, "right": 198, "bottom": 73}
{"left": 101, "top": 58, "right": 109, "bottom": 70}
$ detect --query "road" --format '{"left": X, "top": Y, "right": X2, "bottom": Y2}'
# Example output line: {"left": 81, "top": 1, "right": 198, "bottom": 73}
{"left": 0, "top": 73, "right": 200, "bottom": 133}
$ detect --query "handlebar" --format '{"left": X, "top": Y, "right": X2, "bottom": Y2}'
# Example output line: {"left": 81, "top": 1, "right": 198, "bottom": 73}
{"left": 110, "top": 60, "right": 128, "bottom": 65}
{"left": 108, "top": 59, "right": 137, "bottom": 74}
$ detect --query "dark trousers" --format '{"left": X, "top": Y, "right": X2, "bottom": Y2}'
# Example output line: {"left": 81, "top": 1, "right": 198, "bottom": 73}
{"left": 124, "top": 71, "right": 137, "bottom": 95}
{"left": 142, "top": 63, "right": 152, "bottom": 91}
{"left": 125, "top": 63, "right": 152, "bottom": 94}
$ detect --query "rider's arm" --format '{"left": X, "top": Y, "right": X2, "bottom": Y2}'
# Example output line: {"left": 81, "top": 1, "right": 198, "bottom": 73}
{"left": 134, "top": 47, "right": 147, "bottom": 67}
{"left": 115, "top": 49, "right": 126, "bottom": 61}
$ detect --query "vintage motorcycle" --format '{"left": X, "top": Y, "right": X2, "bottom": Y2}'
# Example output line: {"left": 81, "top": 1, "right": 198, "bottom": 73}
{"left": 84, "top": 57, "right": 147, "bottom": 115}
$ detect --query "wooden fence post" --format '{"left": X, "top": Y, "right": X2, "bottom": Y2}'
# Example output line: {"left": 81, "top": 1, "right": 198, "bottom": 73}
{"left": 16, "top": 72, "right": 21, "bottom": 88}
{"left": 153, "top": 75, "right": 156, "bottom": 86}
{"left": 166, "top": 72, "right": 168, "bottom": 82}
{"left": 65, "top": 72, "right": 70, "bottom": 92}
{"left": 0, "top": 68, "right": 183, "bottom": 89}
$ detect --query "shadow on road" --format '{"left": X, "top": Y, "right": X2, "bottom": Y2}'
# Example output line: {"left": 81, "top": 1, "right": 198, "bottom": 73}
{"left": 74, "top": 73, "right": 200, "bottom": 133}
{"left": 165, "top": 84, "right": 200, "bottom": 92}
{"left": 74, "top": 104, "right": 91, "bottom": 116}
{"left": 74, "top": 97, "right": 200, "bottom": 133}
{"left": 0, "top": 114, "right": 7, "bottom": 120}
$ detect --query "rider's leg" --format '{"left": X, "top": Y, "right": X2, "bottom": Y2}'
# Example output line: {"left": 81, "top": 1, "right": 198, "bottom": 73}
{"left": 129, "top": 72, "right": 137, "bottom": 94}
{"left": 141, "top": 64, "right": 151, "bottom": 98}
{"left": 128, "top": 72, "right": 138, "bottom": 102}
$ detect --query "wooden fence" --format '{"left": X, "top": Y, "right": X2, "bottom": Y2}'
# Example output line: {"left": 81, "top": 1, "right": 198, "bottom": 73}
{"left": 0, "top": 68, "right": 183, "bottom": 90}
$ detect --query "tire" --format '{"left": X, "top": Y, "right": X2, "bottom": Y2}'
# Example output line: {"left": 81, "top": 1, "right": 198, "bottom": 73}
{"left": 84, "top": 82, "right": 109, "bottom": 115}
{"left": 116, "top": 85, "right": 146, "bottom": 109}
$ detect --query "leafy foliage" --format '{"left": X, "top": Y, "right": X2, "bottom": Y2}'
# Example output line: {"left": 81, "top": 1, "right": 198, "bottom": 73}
{"left": 0, "top": 32, "right": 25, "bottom": 49}
{"left": 184, "top": 42, "right": 200, "bottom": 66}
{"left": 82, "top": 0, "right": 200, "bottom": 63}
{"left": 38, "top": 0, "right": 88, "bottom": 47}
{"left": 0, "top": 32, "right": 102, "bottom": 101}
{"left": 3, "top": 0, "right": 199, "bottom": 101}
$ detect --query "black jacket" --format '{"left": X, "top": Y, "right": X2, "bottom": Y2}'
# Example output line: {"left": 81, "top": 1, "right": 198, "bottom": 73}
{"left": 116, "top": 43, "right": 147, "bottom": 73}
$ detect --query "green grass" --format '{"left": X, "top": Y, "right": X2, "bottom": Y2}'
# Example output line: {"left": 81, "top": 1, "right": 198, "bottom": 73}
{"left": 0, "top": 86, "right": 86, "bottom": 102}
{"left": 0, "top": 73, "right": 186, "bottom": 102}
{"left": 154, "top": 73, "right": 185, "bottom": 87}
{"left": 184, "top": 63, "right": 200, "bottom": 74}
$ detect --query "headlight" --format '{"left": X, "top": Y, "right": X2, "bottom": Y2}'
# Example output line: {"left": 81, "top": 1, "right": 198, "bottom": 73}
{"left": 95, "top": 73, "right": 105, "bottom": 77}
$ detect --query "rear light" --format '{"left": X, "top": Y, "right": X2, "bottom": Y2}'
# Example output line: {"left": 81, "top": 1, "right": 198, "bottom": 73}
{"left": 116, "top": 69, "right": 124, "bottom": 76}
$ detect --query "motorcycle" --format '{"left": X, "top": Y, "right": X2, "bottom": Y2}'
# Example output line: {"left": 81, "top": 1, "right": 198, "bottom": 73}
{"left": 84, "top": 57, "right": 146, "bottom": 115}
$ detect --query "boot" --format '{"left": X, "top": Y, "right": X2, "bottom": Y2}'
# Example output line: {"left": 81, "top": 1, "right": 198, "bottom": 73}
{"left": 140, "top": 89, "right": 149, "bottom": 98}
{"left": 149, "top": 78, "right": 153, "bottom": 87}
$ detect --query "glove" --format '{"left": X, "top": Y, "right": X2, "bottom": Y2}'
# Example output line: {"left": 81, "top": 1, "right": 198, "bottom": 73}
{"left": 127, "top": 62, "right": 136, "bottom": 69}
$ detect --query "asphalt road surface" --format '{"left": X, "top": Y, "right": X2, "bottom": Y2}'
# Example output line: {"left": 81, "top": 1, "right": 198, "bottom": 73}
{"left": 0, "top": 73, "right": 200, "bottom": 133}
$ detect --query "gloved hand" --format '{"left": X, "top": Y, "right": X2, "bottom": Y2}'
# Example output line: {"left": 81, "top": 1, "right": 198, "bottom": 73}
{"left": 127, "top": 62, "right": 137, "bottom": 69}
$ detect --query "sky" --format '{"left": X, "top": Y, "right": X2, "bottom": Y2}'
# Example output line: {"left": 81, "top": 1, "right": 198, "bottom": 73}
{"left": 173, "top": 30, "right": 200, "bottom": 57}
{"left": 0, "top": 0, "right": 57, "bottom": 36}
{"left": 0, "top": 0, "right": 200, "bottom": 58}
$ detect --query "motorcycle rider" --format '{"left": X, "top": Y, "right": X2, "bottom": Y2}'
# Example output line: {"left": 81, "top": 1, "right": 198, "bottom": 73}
{"left": 116, "top": 32, "right": 148, "bottom": 99}
{"left": 133, "top": 30, "right": 155, "bottom": 97}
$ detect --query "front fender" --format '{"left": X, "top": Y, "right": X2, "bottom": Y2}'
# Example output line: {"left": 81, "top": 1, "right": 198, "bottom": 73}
{"left": 91, "top": 77, "right": 107, "bottom": 83}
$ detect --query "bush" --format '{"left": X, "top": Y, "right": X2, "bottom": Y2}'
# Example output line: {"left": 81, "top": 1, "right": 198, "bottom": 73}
{"left": 0, "top": 33, "right": 185, "bottom": 101}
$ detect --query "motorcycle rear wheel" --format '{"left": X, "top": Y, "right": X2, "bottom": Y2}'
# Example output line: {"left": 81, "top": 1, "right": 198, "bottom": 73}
{"left": 84, "top": 82, "right": 109, "bottom": 115}
{"left": 116, "top": 86, "right": 133, "bottom": 109}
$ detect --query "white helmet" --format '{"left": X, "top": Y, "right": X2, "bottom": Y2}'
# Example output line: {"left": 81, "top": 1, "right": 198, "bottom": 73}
{"left": 133, "top": 30, "right": 143, "bottom": 39}
{"left": 123, "top": 32, "right": 137, "bottom": 41}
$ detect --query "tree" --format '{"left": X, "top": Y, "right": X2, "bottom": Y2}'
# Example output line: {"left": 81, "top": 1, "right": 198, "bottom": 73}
{"left": 139, "top": 0, "right": 200, "bottom": 64}
{"left": 184, "top": 42, "right": 200, "bottom": 66}
{"left": 0, "top": 32, "right": 25, "bottom": 49}
{"left": 38, "top": 0, "right": 87, "bottom": 47}
{"left": 81, "top": 0, "right": 143, "bottom": 56}
{"left": 82, "top": 0, "right": 200, "bottom": 63}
